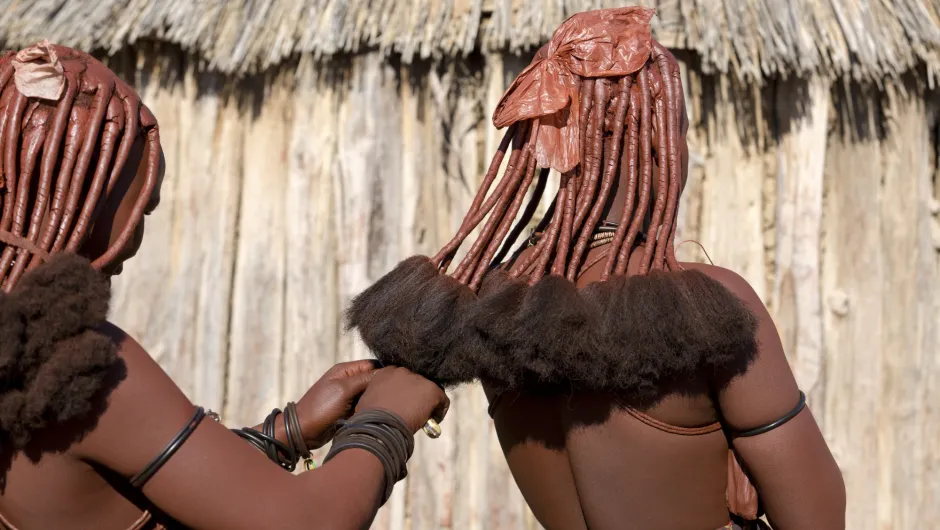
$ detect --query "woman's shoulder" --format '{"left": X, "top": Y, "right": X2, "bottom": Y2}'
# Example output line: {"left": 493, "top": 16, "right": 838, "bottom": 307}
{"left": 96, "top": 321, "right": 183, "bottom": 406}
{"left": 675, "top": 265, "right": 803, "bottom": 427}
{"left": 99, "top": 321, "right": 145, "bottom": 357}
{"left": 70, "top": 321, "right": 194, "bottom": 464}
{"left": 678, "top": 262, "right": 764, "bottom": 309}
{"left": 0, "top": 256, "right": 123, "bottom": 455}
{"left": 97, "top": 322, "right": 157, "bottom": 378}
{"left": 670, "top": 263, "right": 802, "bottom": 428}
{"left": 96, "top": 321, "right": 185, "bottom": 406}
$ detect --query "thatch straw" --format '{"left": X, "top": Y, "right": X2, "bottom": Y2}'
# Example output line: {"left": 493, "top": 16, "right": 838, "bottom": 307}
{"left": 0, "top": 0, "right": 937, "bottom": 82}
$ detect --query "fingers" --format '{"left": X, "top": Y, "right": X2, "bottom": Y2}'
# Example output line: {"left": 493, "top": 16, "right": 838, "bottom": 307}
{"left": 431, "top": 392, "right": 450, "bottom": 424}
{"left": 352, "top": 366, "right": 452, "bottom": 433}
{"left": 329, "top": 359, "right": 380, "bottom": 379}
{"left": 371, "top": 365, "right": 403, "bottom": 380}
{"left": 341, "top": 368, "right": 376, "bottom": 396}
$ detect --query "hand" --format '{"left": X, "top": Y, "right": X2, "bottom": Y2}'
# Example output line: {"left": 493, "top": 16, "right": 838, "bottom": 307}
{"left": 296, "top": 360, "right": 378, "bottom": 449}
{"left": 355, "top": 366, "right": 450, "bottom": 434}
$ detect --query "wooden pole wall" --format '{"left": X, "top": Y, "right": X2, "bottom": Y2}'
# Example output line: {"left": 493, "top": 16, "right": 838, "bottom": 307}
{"left": 106, "top": 46, "right": 939, "bottom": 529}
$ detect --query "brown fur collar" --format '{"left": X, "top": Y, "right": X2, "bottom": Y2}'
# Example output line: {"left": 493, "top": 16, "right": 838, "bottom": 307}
{"left": 347, "top": 256, "right": 759, "bottom": 407}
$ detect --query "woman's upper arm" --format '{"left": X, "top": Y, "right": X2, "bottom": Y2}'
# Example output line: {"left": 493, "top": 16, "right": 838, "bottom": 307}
{"left": 72, "top": 323, "right": 385, "bottom": 529}
{"left": 707, "top": 267, "right": 845, "bottom": 530}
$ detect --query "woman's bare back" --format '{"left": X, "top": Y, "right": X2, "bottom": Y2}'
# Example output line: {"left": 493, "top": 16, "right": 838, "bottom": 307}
{"left": 489, "top": 389, "right": 731, "bottom": 530}
{"left": 485, "top": 245, "right": 737, "bottom": 529}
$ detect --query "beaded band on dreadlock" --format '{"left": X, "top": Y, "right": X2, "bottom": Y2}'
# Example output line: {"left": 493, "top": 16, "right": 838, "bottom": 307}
{"left": 567, "top": 76, "right": 632, "bottom": 281}
{"left": 0, "top": 44, "right": 160, "bottom": 291}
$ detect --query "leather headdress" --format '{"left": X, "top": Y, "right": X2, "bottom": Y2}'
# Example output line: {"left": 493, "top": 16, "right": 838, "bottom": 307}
{"left": 491, "top": 7, "right": 654, "bottom": 173}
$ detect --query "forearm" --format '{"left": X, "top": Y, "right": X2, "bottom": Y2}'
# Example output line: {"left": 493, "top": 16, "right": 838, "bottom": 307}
{"left": 80, "top": 329, "right": 426, "bottom": 529}
{"left": 127, "top": 419, "right": 389, "bottom": 529}
{"left": 293, "top": 449, "right": 386, "bottom": 529}
{"left": 210, "top": 450, "right": 386, "bottom": 530}
{"left": 236, "top": 420, "right": 387, "bottom": 526}
{"left": 760, "top": 458, "right": 845, "bottom": 530}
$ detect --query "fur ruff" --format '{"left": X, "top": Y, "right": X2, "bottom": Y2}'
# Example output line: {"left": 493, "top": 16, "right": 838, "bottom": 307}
{"left": 347, "top": 256, "right": 759, "bottom": 405}
{"left": 0, "top": 254, "right": 120, "bottom": 450}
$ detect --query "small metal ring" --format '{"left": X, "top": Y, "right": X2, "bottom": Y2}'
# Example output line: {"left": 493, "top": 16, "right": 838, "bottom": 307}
{"left": 423, "top": 419, "right": 442, "bottom": 439}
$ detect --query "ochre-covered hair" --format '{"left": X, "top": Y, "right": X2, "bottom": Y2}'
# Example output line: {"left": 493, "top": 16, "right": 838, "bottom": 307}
{"left": 348, "top": 8, "right": 757, "bottom": 403}
{"left": 0, "top": 41, "right": 160, "bottom": 291}
{"left": 0, "top": 43, "right": 154, "bottom": 453}
{"left": 436, "top": 29, "right": 683, "bottom": 289}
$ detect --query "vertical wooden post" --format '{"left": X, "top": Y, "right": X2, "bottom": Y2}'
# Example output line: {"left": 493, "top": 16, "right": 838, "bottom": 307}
{"left": 772, "top": 77, "right": 830, "bottom": 412}
{"left": 821, "top": 83, "right": 884, "bottom": 530}
{"left": 929, "top": 90, "right": 940, "bottom": 526}
{"left": 697, "top": 76, "right": 769, "bottom": 298}
{"left": 674, "top": 59, "right": 706, "bottom": 263}
{"left": 224, "top": 73, "right": 290, "bottom": 425}
{"left": 175, "top": 66, "right": 242, "bottom": 411}
{"left": 878, "top": 79, "right": 938, "bottom": 528}
{"left": 281, "top": 54, "right": 340, "bottom": 436}
{"left": 334, "top": 54, "right": 403, "bottom": 365}
{"left": 111, "top": 48, "right": 239, "bottom": 412}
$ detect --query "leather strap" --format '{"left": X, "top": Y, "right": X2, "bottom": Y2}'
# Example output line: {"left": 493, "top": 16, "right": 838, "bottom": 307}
{"left": 732, "top": 391, "right": 806, "bottom": 438}
{"left": 0, "top": 508, "right": 163, "bottom": 530}
{"left": 0, "top": 230, "right": 51, "bottom": 262}
{"left": 623, "top": 406, "right": 723, "bottom": 436}
{"left": 130, "top": 407, "right": 206, "bottom": 488}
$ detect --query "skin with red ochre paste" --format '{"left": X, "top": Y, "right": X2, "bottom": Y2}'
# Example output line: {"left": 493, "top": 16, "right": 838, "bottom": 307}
{"left": 0, "top": 44, "right": 448, "bottom": 529}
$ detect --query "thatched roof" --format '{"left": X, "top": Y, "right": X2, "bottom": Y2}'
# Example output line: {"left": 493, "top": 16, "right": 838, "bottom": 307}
{"left": 1, "top": 0, "right": 938, "bottom": 82}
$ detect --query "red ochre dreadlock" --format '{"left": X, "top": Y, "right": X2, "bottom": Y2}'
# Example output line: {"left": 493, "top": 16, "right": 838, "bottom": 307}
{"left": 433, "top": 18, "right": 685, "bottom": 290}
{"left": 348, "top": 8, "right": 758, "bottom": 401}
{"left": 1, "top": 42, "right": 157, "bottom": 451}
{"left": 436, "top": 55, "right": 679, "bottom": 289}
{"left": 0, "top": 42, "right": 160, "bottom": 291}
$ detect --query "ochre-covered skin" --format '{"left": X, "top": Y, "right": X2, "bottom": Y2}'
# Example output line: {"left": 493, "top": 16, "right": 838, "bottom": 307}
{"left": 0, "top": 44, "right": 449, "bottom": 529}
{"left": 348, "top": 8, "right": 846, "bottom": 529}
{"left": 486, "top": 248, "right": 845, "bottom": 529}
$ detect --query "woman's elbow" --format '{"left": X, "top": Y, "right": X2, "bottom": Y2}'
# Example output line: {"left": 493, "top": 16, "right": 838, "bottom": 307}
{"left": 826, "top": 464, "right": 847, "bottom": 526}
{"left": 761, "top": 455, "right": 847, "bottom": 529}
{"left": 792, "top": 463, "right": 846, "bottom": 529}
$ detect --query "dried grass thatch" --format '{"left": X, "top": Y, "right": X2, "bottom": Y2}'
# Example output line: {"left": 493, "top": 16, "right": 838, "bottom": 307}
{"left": 0, "top": 0, "right": 937, "bottom": 82}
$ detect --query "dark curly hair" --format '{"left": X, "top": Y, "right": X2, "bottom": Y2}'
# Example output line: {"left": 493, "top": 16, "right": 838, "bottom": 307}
{"left": 0, "top": 253, "right": 120, "bottom": 452}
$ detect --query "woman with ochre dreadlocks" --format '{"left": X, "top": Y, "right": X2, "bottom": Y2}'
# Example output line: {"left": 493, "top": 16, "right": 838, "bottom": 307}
{"left": 348, "top": 7, "right": 845, "bottom": 529}
{"left": 0, "top": 42, "right": 449, "bottom": 529}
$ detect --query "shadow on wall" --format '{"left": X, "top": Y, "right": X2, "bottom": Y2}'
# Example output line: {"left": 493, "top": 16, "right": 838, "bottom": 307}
{"left": 932, "top": 97, "right": 939, "bottom": 255}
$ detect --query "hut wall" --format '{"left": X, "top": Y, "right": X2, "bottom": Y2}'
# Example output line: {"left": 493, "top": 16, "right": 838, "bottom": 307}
{"left": 105, "top": 45, "right": 940, "bottom": 529}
